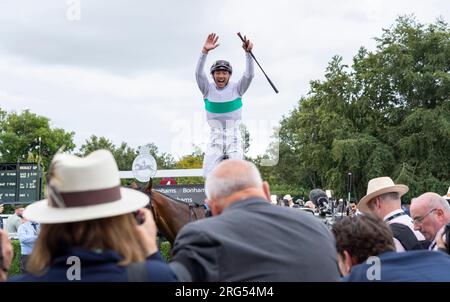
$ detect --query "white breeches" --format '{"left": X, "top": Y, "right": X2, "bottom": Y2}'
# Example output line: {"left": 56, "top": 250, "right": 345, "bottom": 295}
{"left": 203, "top": 127, "right": 244, "bottom": 178}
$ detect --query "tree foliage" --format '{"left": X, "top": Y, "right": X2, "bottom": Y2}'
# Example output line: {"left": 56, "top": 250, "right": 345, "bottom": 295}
{"left": 78, "top": 136, "right": 175, "bottom": 171}
{"left": 173, "top": 145, "right": 204, "bottom": 184}
{"left": 262, "top": 16, "right": 450, "bottom": 200}
{"left": 0, "top": 109, "right": 75, "bottom": 169}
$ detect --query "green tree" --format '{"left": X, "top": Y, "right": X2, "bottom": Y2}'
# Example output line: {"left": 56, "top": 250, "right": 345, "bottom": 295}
{"left": 0, "top": 109, "right": 75, "bottom": 169}
{"left": 173, "top": 145, "right": 204, "bottom": 184}
{"left": 262, "top": 16, "right": 450, "bottom": 200}
{"left": 78, "top": 135, "right": 139, "bottom": 171}
{"left": 142, "top": 143, "right": 176, "bottom": 170}
{"left": 78, "top": 137, "right": 176, "bottom": 186}
{"left": 78, "top": 135, "right": 115, "bottom": 155}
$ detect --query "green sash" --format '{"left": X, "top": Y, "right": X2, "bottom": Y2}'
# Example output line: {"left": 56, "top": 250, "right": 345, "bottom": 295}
{"left": 204, "top": 98, "right": 242, "bottom": 113}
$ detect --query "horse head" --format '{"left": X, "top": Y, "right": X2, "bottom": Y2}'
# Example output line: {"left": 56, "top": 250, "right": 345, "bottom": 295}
{"left": 142, "top": 180, "right": 207, "bottom": 245}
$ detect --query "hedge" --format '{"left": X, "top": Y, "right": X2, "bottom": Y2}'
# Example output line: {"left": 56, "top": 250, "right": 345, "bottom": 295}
{"left": 159, "top": 241, "right": 171, "bottom": 262}
{"left": 8, "top": 240, "right": 172, "bottom": 277}
{"left": 9, "top": 240, "right": 21, "bottom": 276}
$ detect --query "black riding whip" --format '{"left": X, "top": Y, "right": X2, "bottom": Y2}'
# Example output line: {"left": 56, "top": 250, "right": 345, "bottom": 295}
{"left": 237, "top": 32, "right": 279, "bottom": 94}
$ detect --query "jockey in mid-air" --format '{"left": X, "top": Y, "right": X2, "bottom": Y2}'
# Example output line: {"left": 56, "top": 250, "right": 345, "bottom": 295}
{"left": 195, "top": 33, "right": 254, "bottom": 178}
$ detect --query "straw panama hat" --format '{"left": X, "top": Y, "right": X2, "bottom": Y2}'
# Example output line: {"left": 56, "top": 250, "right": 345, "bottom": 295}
{"left": 357, "top": 176, "right": 408, "bottom": 213}
{"left": 24, "top": 149, "right": 149, "bottom": 224}
{"left": 443, "top": 187, "right": 450, "bottom": 201}
{"left": 283, "top": 194, "right": 292, "bottom": 200}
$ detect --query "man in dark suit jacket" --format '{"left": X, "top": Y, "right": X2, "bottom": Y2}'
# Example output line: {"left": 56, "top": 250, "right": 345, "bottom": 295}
{"left": 169, "top": 159, "right": 340, "bottom": 282}
{"left": 332, "top": 214, "right": 450, "bottom": 281}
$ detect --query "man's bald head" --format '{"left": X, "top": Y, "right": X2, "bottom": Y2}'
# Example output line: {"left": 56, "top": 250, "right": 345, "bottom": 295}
{"left": 205, "top": 159, "right": 263, "bottom": 200}
{"left": 412, "top": 192, "right": 450, "bottom": 212}
{"left": 411, "top": 192, "right": 450, "bottom": 241}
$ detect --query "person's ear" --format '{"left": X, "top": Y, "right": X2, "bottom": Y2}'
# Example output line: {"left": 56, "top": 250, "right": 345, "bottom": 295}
{"left": 371, "top": 197, "right": 381, "bottom": 210}
{"left": 209, "top": 198, "right": 221, "bottom": 216}
{"left": 435, "top": 208, "right": 445, "bottom": 221}
{"left": 341, "top": 250, "right": 353, "bottom": 276}
{"left": 337, "top": 252, "right": 348, "bottom": 277}
{"left": 262, "top": 181, "right": 271, "bottom": 202}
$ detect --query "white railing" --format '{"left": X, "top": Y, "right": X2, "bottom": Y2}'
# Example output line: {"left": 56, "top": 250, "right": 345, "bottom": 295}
{"left": 119, "top": 169, "right": 203, "bottom": 179}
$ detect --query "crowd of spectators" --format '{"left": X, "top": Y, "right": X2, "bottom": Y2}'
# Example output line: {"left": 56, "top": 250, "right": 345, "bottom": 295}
{"left": 0, "top": 149, "right": 449, "bottom": 282}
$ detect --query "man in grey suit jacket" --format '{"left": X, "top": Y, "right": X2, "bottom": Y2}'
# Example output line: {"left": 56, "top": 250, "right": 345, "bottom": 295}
{"left": 169, "top": 159, "right": 340, "bottom": 282}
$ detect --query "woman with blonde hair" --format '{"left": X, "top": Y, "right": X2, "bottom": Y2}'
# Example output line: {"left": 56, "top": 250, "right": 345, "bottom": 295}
{"left": 13, "top": 149, "right": 176, "bottom": 282}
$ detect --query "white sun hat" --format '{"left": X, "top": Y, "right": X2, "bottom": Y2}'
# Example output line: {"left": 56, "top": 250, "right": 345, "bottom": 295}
{"left": 358, "top": 176, "right": 408, "bottom": 213}
{"left": 23, "top": 149, "right": 149, "bottom": 224}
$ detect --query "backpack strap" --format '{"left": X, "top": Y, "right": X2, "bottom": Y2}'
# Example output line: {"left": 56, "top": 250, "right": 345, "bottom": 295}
{"left": 389, "top": 223, "right": 430, "bottom": 250}
{"left": 126, "top": 261, "right": 149, "bottom": 282}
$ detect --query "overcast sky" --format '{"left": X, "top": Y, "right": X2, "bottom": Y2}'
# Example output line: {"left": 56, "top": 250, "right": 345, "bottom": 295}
{"left": 0, "top": 0, "right": 448, "bottom": 160}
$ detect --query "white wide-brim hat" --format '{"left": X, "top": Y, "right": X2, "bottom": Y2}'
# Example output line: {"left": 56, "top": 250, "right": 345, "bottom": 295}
{"left": 358, "top": 176, "right": 408, "bottom": 213}
{"left": 24, "top": 150, "right": 149, "bottom": 224}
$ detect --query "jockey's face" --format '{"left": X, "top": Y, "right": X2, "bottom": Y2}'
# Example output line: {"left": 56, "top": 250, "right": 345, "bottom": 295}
{"left": 212, "top": 71, "right": 231, "bottom": 89}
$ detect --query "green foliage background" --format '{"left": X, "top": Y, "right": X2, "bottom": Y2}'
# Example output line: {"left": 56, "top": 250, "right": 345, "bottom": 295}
{"left": 256, "top": 16, "right": 450, "bottom": 201}
{"left": 0, "top": 16, "right": 448, "bottom": 203}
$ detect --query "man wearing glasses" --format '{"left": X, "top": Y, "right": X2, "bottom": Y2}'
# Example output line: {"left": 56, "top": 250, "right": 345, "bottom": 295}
{"left": 410, "top": 192, "right": 450, "bottom": 251}
{"left": 357, "top": 177, "right": 427, "bottom": 251}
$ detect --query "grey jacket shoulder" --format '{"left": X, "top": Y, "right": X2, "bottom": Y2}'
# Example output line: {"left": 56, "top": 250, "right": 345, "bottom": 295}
{"left": 170, "top": 198, "right": 340, "bottom": 282}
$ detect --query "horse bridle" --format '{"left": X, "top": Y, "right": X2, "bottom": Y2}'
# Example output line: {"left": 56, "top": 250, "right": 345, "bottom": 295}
{"left": 144, "top": 191, "right": 159, "bottom": 223}
{"left": 148, "top": 188, "right": 202, "bottom": 223}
